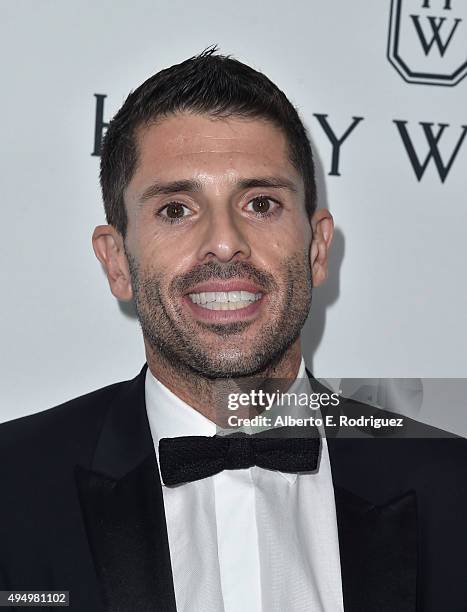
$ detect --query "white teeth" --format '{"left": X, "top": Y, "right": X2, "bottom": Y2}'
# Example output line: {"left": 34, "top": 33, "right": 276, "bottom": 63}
{"left": 188, "top": 290, "right": 263, "bottom": 310}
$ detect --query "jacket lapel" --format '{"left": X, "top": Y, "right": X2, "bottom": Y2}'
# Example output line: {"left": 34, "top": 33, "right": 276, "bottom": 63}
{"left": 75, "top": 365, "right": 177, "bottom": 612}
{"left": 306, "top": 369, "right": 418, "bottom": 611}
{"left": 332, "top": 468, "right": 418, "bottom": 611}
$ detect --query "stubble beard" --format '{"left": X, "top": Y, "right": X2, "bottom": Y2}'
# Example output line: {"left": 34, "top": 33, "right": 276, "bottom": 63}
{"left": 126, "top": 252, "right": 312, "bottom": 380}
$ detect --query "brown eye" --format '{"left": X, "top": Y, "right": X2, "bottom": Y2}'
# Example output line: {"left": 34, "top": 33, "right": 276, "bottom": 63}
{"left": 245, "top": 196, "right": 278, "bottom": 215}
{"left": 159, "top": 202, "right": 191, "bottom": 220}
{"left": 252, "top": 197, "right": 270, "bottom": 213}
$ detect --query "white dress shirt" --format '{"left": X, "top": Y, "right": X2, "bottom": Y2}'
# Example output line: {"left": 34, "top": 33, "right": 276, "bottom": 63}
{"left": 145, "top": 359, "right": 344, "bottom": 612}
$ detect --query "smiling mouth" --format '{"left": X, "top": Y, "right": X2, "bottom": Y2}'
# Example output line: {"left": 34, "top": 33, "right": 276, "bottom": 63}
{"left": 188, "top": 290, "right": 263, "bottom": 311}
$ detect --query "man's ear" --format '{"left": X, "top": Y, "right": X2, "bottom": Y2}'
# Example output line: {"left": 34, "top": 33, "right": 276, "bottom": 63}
{"left": 310, "top": 209, "right": 334, "bottom": 287}
{"left": 92, "top": 225, "right": 133, "bottom": 301}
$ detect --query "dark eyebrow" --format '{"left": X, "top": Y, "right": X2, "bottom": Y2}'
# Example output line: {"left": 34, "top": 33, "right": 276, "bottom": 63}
{"left": 238, "top": 176, "right": 298, "bottom": 193}
{"left": 138, "top": 179, "right": 203, "bottom": 203}
{"left": 138, "top": 175, "right": 298, "bottom": 204}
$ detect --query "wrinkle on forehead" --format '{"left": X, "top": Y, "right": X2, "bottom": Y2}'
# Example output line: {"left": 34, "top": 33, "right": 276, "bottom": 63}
{"left": 166, "top": 134, "right": 278, "bottom": 156}
{"left": 166, "top": 149, "right": 270, "bottom": 158}
{"left": 139, "top": 113, "right": 286, "bottom": 156}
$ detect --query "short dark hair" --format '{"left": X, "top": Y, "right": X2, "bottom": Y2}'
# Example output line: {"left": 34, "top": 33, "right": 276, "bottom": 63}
{"left": 100, "top": 47, "right": 316, "bottom": 237}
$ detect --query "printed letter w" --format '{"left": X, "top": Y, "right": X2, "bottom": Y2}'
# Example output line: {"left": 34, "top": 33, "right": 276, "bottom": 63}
{"left": 394, "top": 121, "right": 467, "bottom": 182}
{"left": 410, "top": 15, "right": 462, "bottom": 56}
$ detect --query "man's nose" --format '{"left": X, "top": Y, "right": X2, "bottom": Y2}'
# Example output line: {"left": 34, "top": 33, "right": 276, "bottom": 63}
{"left": 196, "top": 207, "right": 251, "bottom": 263}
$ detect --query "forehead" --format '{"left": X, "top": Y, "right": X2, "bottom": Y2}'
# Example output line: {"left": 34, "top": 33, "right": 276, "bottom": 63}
{"left": 130, "top": 112, "right": 297, "bottom": 188}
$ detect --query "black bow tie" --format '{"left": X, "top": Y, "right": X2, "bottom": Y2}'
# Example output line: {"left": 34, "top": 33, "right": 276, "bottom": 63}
{"left": 159, "top": 426, "right": 321, "bottom": 486}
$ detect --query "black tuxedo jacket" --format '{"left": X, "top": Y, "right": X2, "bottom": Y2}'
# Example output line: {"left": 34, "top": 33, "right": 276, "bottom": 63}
{"left": 0, "top": 365, "right": 466, "bottom": 611}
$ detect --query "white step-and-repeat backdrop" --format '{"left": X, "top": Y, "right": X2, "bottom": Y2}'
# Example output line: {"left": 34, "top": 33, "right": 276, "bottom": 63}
{"left": 1, "top": 1, "right": 466, "bottom": 430}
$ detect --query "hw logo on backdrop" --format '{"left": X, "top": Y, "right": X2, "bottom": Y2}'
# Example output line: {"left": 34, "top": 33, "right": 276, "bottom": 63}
{"left": 388, "top": 0, "right": 467, "bottom": 85}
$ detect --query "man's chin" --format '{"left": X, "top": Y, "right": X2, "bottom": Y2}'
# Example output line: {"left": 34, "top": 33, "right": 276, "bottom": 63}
{"left": 187, "top": 359, "right": 270, "bottom": 380}
{"left": 175, "top": 342, "right": 283, "bottom": 379}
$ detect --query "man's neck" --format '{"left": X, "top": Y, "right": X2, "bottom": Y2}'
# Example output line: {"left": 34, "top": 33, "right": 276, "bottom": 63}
{"left": 144, "top": 339, "right": 303, "bottom": 427}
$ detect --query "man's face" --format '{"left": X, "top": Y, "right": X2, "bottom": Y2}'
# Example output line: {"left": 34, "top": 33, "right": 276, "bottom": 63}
{"left": 123, "top": 112, "right": 313, "bottom": 378}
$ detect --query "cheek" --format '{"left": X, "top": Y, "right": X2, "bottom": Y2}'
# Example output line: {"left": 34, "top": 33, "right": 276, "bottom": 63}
{"left": 134, "top": 240, "right": 197, "bottom": 301}
{"left": 130, "top": 217, "right": 193, "bottom": 274}
{"left": 252, "top": 220, "right": 311, "bottom": 258}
